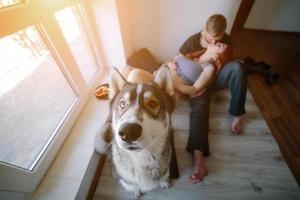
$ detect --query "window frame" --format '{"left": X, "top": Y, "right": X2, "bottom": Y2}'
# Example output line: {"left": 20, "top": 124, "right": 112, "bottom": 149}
{"left": 0, "top": 0, "right": 103, "bottom": 194}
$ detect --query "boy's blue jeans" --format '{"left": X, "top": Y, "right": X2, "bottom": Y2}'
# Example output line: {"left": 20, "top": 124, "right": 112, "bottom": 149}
{"left": 186, "top": 61, "right": 247, "bottom": 156}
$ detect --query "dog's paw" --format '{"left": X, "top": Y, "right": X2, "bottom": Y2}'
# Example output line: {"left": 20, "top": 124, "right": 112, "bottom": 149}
{"left": 160, "top": 180, "right": 171, "bottom": 189}
{"left": 94, "top": 139, "right": 108, "bottom": 155}
{"left": 94, "top": 123, "right": 111, "bottom": 154}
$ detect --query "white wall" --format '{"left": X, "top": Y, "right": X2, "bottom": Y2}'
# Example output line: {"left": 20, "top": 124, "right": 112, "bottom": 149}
{"left": 116, "top": 0, "right": 242, "bottom": 62}
{"left": 89, "top": 0, "right": 126, "bottom": 69}
{"left": 245, "top": 0, "right": 300, "bottom": 32}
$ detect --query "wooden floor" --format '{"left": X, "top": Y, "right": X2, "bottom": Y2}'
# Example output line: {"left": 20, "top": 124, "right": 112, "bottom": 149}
{"left": 93, "top": 89, "right": 300, "bottom": 200}
{"left": 232, "top": 29, "right": 300, "bottom": 185}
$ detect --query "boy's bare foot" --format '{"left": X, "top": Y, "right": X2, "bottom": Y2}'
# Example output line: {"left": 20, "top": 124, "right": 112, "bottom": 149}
{"left": 189, "top": 150, "right": 208, "bottom": 184}
{"left": 231, "top": 116, "right": 243, "bottom": 134}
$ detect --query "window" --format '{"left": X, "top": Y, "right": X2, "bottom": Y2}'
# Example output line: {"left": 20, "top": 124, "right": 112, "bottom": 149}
{"left": 55, "top": 6, "right": 98, "bottom": 84}
{"left": 0, "top": 0, "right": 102, "bottom": 196}
{"left": 0, "top": 0, "right": 24, "bottom": 9}
{"left": 0, "top": 25, "right": 78, "bottom": 171}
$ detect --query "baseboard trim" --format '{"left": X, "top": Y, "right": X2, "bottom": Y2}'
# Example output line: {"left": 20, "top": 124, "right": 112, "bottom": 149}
{"left": 76, "top": 152, "right": 106, "bottom": 200}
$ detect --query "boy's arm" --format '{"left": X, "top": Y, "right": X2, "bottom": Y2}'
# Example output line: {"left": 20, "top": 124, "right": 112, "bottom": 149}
{"left": 175, "top": 67, "right": 216, "bottom": 95}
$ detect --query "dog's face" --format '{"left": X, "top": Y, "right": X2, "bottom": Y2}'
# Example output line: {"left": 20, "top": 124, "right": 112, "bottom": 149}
{"left": 109, "top": 67, "right": 174, "bottom": 152}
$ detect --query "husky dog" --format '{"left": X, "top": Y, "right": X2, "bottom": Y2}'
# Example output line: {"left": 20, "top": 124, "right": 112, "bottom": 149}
{"left": 95, "top": 67, "right": 175, "bottom": 198}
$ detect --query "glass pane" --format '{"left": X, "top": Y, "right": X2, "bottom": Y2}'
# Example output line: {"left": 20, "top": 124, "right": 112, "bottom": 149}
{"left": 0, "top": 26, "right": 78, "bottom": 171}
{"left": 0, "top": 0, "right": 24, "bottom": 8}
{"left": 55, "top": 6, "right": 98, "bottom": 84}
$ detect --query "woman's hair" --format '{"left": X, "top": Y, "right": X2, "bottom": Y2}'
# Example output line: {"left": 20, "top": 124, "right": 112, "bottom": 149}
{"left": 206, "top": 14, "right": 227, "bottom": 37}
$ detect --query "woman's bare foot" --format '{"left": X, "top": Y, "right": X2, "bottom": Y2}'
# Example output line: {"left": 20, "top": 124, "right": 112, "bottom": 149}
{"left": 231, "top": 116, "right": 244, "bottom": 134}
{"left": 189, "top": 150, "right": 208, "bottom": 184}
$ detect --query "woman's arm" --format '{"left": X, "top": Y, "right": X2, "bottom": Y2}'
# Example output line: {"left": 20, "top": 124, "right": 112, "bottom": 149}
{"left": 175, "top": 66, "right": 216, "bottom": 95}
{"left": 175, "top": 83, "right": 198, "bottom": 95}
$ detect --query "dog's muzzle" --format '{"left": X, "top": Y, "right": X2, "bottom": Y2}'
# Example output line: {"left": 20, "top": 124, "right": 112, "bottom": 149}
{"left": 118, "top": 123, "right": 142, "bottom": 149}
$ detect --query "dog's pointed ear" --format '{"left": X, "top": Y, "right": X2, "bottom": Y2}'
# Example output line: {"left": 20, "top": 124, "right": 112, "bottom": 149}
{"left": 109, "top": 67, "right": 127, "bottom": 100}
{"left": 153, "top": 66, "right": 174, "bottom": 96}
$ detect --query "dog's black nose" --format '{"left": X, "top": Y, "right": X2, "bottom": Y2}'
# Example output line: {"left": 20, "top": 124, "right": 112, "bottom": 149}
{"left": 118, "top": 123, "right": 142, "bottom": 143}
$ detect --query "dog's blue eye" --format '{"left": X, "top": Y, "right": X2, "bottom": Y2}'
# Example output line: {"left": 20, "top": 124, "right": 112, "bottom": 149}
{"left": 120, "top": 100, "right": 127, "bottom": 108}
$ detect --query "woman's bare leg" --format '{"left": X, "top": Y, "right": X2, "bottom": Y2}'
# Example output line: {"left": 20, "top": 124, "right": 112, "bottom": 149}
{"left": 120, "top": 66, "right": 135, "bottom": 79}
{"left": 127, "top": 68, "right": 154, "bottom": 83}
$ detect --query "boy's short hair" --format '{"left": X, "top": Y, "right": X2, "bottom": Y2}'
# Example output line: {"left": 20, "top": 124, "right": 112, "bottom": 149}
{"left": 205, "top": 14, "right": 227, "bottom": 37}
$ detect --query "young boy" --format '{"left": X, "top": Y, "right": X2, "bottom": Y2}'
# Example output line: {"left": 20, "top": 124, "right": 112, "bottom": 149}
{"left": 180, "top": 14, "right": 247, "bottom": 183}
